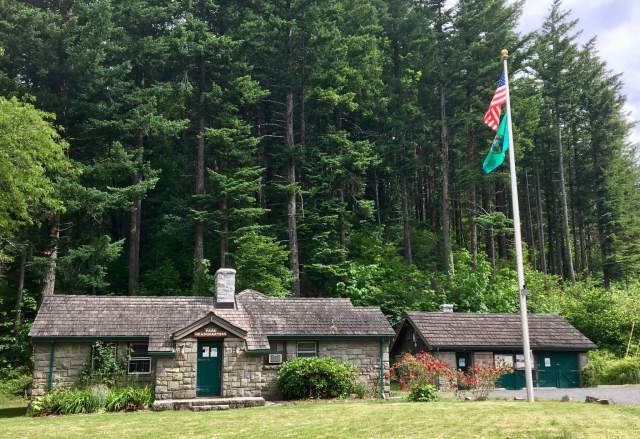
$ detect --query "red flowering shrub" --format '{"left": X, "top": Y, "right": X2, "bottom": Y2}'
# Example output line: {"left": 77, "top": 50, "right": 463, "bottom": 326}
{"left": 389, "top": 352, "right": 453, "bottom": 391}
{"left": 454, "top": 362, "right": 512, "bottom": 401}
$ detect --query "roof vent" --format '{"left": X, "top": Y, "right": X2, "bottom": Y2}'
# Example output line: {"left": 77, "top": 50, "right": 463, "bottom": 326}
{"left": 439, "top": 304, "right": 454, "bottom": 313}
{"left": 214, "top": 268, "right": 236, "bottom": 308}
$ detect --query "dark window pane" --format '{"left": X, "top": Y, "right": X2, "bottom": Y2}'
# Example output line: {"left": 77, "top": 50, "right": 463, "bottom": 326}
{"left": 270, "top": 342, "right": 285, "bottom": 354}
{"left": 128, "top": 358, "right": 151, "bottom": 374}
{"left": 297, "top": 341, "right": 317, "bottom": 357}
{"left": 130, "top": 343, "right": 148, "bottom": 357}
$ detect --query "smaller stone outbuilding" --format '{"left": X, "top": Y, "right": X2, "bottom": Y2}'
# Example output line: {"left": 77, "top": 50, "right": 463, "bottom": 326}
{"left": 391, "top": 305, "right": 597, "bottom": 389}
{"left": 29, "top": 269, "right": 394, "bottom": 402}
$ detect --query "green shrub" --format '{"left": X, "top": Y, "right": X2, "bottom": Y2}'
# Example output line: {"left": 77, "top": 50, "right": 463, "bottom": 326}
{"left": 351, "top": 381, "right": 374, "bottom": 399}
{"left": 31, "top": 388, "right": 95, "bottom": 416}
{"left": 408, "top": 383, "right": 438, "bottom": 402}
{"left": 584, "top": 350, "right": 640, "bottom": 386}
{"left": 105, "top": 386, "right": 152, "bottom": 412}
{"left": 277, "top": 357, "right": 359, "bottom": 399}
{"left": 0, "top": 367, "right": 32, "bottom": 397}
{"left": 31, "top": 389, "right": 62, "bottom": 416}
{"left": 78, "top": 341, "right": 127, "bottom": 387}
{"left": 31, "top": 385, "right": 152, "bottom": 416}
{"left": 88, "top": 385, "right": 109, "bottom": 411}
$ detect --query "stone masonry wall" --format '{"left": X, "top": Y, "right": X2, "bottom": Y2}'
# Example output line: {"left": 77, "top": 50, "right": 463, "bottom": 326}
{"left": 434, "top": 351, "right": 456, "bottom": 390}
{"left": 154, "top": 338, "right": 197, "bottom": 400}
{"left": 81, "top": 337, "right": 392, "bottom": 400}
{"left": 220, "top": 338, "right": 390, "bottom": 399}
{"left": 32, "top": 342, "right": 155, "bottom": 398}
{"left": 578, "top": 352, "right": 589, "bottom": 386}
{"left": 222, "top": 337, "right": 279, "bottom": 398}
{"left": 31, "top": 342, "right": 92, "bottom": 397}
{"left": 319, "top": 340, "right": 390, "bottom": 396}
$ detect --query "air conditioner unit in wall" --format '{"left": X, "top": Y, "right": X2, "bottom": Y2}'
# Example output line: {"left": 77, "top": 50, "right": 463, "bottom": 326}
{"left": 268, "top": 353, "right": 283, "bottom": 364}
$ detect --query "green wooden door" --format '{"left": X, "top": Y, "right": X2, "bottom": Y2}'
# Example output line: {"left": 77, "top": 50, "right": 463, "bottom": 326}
{"left": 196, "top": 341, "right": 222, "bottom": 396}
{"left": 455, "top": 352, "right": 470, "bottom": 372}
{"left": 455, "top": 352, "right": 471, "bottom": 390}
{"left": 536, "top": 352, "right": 579, "bottom": 388}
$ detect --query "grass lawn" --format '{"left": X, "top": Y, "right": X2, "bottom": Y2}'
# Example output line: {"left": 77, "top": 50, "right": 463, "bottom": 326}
{"left": 1, "top": 397, "right": 639, "bottom": 439}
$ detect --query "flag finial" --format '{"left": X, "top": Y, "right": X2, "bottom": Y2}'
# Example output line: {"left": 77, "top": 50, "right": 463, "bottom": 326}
{"left": 501, "top": 49, "right": 509, "bottom": 58}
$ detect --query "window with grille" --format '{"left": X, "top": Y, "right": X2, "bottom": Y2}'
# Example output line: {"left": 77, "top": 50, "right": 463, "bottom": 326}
{"left": 128, "top": 343, "right": 151, "bottom": 374}
{"left": 296, "top": 341, "right": 317, "bottom": 358}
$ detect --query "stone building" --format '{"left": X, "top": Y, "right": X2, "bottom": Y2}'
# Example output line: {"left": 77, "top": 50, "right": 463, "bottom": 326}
{"left": 29, "top": 269, "right": 394, "bottom": 406}
{"left": 391, "top": 304, "right": 597, "bottom": 389}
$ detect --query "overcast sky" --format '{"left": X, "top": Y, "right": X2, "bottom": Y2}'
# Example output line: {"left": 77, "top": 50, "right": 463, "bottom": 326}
{"left": 516, "top": 0, "right": 640, "bottom": 146}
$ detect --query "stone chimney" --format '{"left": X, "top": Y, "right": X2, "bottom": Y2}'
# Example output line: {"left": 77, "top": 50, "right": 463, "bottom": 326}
{"left": 439, "top": 303, "right": 454, "bottom": 313}
{"left": 214, "top": 268, "right": 236, "bottom": 308}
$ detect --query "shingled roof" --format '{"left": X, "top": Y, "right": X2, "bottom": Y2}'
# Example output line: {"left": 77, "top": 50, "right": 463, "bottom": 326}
{"left": 403, "top": 311, "right": 596, "bottom": 351}
{"left": 29, "top": 290, "right": 394, "bottom": 353}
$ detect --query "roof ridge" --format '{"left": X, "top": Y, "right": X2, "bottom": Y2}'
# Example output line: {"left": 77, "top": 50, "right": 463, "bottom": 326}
{"left": 43, "top": 294, "right": 217, "bottom": 300}
{"left": 406, "top": 311, "right": 561, "bottom": 316}
{"left": 262, "top": 297, "right": 352, "bottom": 302}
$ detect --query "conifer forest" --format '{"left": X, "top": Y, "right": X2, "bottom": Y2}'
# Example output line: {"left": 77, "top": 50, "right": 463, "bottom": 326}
{"left": 1, "top": 0, "right": 640, "bottom": 370}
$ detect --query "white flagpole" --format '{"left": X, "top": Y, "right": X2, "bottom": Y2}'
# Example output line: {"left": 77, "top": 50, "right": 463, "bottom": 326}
{"left": 501, "top": 48, "right": 535, "bottom": 403}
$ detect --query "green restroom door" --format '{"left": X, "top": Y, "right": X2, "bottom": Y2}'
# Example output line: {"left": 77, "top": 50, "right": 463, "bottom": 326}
{"left": 455, "top": 353, "right": 471, "bottom": 390}
{"left": 536, "top": 352, "right": 579, "bottom": 388}
{"left": 196, "top": 340, "right": 222, "bottom": 396}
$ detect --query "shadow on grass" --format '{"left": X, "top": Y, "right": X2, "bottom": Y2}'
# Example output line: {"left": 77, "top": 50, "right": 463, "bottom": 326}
{"left": 0, "top": 405, "right": 28, "bottom": 418}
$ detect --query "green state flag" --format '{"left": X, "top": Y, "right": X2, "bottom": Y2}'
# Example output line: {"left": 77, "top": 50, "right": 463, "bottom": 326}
{"left": 483, "top": 114, "right": 509, "bottom": 174}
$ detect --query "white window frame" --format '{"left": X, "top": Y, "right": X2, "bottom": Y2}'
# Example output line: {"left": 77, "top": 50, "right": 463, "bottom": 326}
{"left": 271, "top": 342, "right": 286, "bottom": 354}
{"left": 494, "top": 353, "right": 514, "bottom": 368}
{"left": 128, "top": 343, "right": 151, "bottom": 375}
{"left": 296, "top": 341, "right": 317, "bottom": 358}
{"left": 127, "top": 357, "right": 152, "bottom": 375}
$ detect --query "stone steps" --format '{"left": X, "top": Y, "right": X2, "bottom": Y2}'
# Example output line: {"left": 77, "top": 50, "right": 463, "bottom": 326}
{"left": 152, "top": 397, "right": 265, "bottom": 411}
{"left": 190, "top": 404, "right": 230, "bottom": 411}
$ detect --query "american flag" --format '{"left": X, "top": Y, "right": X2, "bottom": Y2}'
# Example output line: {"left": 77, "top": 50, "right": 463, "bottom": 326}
{"left": 483, "top": 72, "right": 507, "bottom": 131}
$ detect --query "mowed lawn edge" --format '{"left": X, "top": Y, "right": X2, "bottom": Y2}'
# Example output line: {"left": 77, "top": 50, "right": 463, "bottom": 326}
{"left": 1, "top": 399, "right": 640, "bottom": 439}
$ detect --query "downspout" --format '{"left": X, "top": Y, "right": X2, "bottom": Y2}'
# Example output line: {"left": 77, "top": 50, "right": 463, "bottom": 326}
{"left": 47, "top": 342, "right": 56, "bottom": 391}
{"left": 379, "top": 337, "right": 385, "bottom": 399}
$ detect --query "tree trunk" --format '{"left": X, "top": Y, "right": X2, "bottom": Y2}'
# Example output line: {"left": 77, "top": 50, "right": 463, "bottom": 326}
{"left": 468, "top": 128, "right": 478, "bottom": 268}
{"left": 337, "top": 112, "right": 346, "bottom": 250}
{"left": 194, "top": 58, "right": 206, "bottom": 269}
{"left": 483, "top": 187, "right": 496, "bottom": 273}
{"left": 555, "top": 233, "right": 564, "bottom": 276}
{"left": 14, "top": 245, "right": 27, "bottom": 334}
{"left": 524, "top": 171, "right": 536, "bottom": 270}
{"left": 421, "top": 168, "right": 427, "bottom": 224}
{"left": 374, "top": 169, "right": 381, "bottom": 226}
{"left": 402, "top": 174, "right": 412, "bottom": 264}
{"left": 591, "top": 132, "right": 614, "bottom": 287}
{"left": 41, "top": 215, "right": 60, "bottom": 300}
{"left": 128, "top": 66, "right": 145, "bottom": 295}
{"left": 579, "top": 218, "right": 588, "bottom": 274}
{"left": 128, "top": 169, "right": 141, "bottom": 296}
{"left": 338, "top": 188, "right": 346, "bottom": 249}
{"left": 555, "top": 107, "right": 575, "bottom": 281}
{"left": 535, "top": 171, "right": 547, "bottom": 273}
{"left": 220, "top": 196, "right": 228, "bottom": 268}
{"left": 286, "top": 90, "right": 301, "bottom": 296}
{"left": 440, "top": 83, "right": 451, "bottom": 275}
{"left": 495, "top": 183, "right": 508, "bottom": 259}
{"left": 569, "top": 126, "right": 582, "bottom": 274}
{"left": 470, "top": 185, "right": 478, "bottom": 268}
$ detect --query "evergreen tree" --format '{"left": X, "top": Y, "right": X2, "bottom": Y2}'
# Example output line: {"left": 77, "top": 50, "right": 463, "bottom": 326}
{"left": 531, "top": 0, "right": 579, "bottom": 281}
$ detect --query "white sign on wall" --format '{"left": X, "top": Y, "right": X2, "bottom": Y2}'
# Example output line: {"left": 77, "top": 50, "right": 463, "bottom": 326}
{"left": 515, "top": 354, "right": 525, "bottom": 369}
